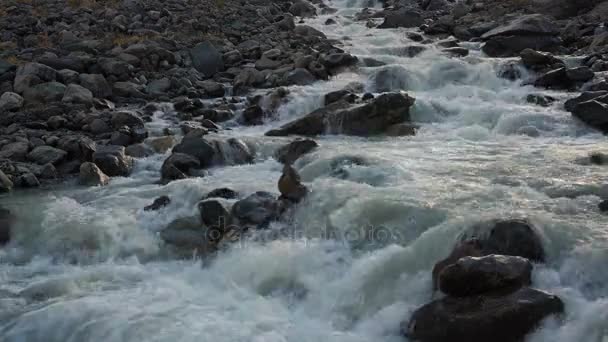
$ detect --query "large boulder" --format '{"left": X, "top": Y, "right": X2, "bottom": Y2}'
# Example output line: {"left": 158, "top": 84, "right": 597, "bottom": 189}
{"left": 23, "top": 82, "right": 66, "bottom": 104}
{"left": 79, "top": 162, "right": 110, "bottom": 186}
{"left": 160, "top": 152, "right": 201, "bottom": 182}
{"left": 565, "top": 91, "right": 608, "bottom": 112}
{"left": 62, "top": 83, "right": 93, "bottom": 105}
{"left": 403, "top": 287, "right": 564, "bottom": 342}
{"left": 232, "top": 191, "right": 281, "bottom": 226}
{"left": 198, "top": 200, "right": 230, "bottom": 228}
{"left": 378, "top": 10, "right": 424, "bottom": 29}
{"left": 13, "top": 62, "right": 57, "bottom": 93}
{"left": 438, "top": 255, "right": 533, "bottom": 297}
{"left": 481, "top": 15, "right": 559, "bottom": 40}
{"left": 289, "top": 0, "right": 316, "bottom": 17}
{"left": 278, "top": 164, "right": 308, "bottom": 203}
{"left": 482, "top": 35, "right": 561, "bottom": 57}
{"left": 190, "top": 41, "right": 224, "bottom": 77}
{"left": 27, "top": 146, "right": 67, "bottom": 165}
{"left": 266, "top": 92, "right": 415, "bottom": 136}
{"left": 160, "top": 216, "right": 212, "bottom": 253}
{"left": 92, "top": 145, "right": 134, "bottom": 177}
{"left": 570, "top": 99, "right": 608, "bottom": 133}
{"left": 0, "top": 170, "right": 13, "bottom": 192}
{"left": 79, "top": 74, "right": 112, "bottom": 98}
{"left": 172, "top": 134, "right": 217, "bottom": 168}
{"left": 274, "top": 138, "right": 319, "bottom": 165}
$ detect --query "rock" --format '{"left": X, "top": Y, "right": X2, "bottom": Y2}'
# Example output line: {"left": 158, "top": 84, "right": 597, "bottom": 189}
{"left": 18, "top": 173, "right": 40, "bottom": 188}
{"left": 13, "top": 62, "right": 57, "bottom": 94}
{"left": 266, "top": 92, "right": 415, "bottom": 136}
{"left": 481, "top": 15, "right": 559, "bottom": 40}
{"left": 599, "top": 200, "right": 608, "bottom": 212}
{"left": 284, "top": 68, "right": 316, "bottom": 85}
{"left": 570, "top": 100, "right": 608, "bottom": 133}
{"left": 0, "top": 92, "right": 24, "bottom": 111}
{"left": 92, "top": 145, "right": 134, "bottom": 177}
{"left": 79, "top": 74, "right": 112, "bottom": 98}
{"left": 278, "top": 164, "right": 308, "bottom": 203}
{"left": 564, "top": 91, "right": 608, "bottom": 112}
{"left": 289, "top": 0, "right": 316, "bottom": 17}
{"left": 190, "top": 41, "right": 224, "bottom": 77}
{"left": 232, "top": 191, "right": 280, "bottom": 226}
{"left": 483, "top": 35, "right": 561, "bottom": 57}
{"left": 125, "top": 144, "right": 154, "bottom": 158}
{"left": 403, "top": 287, "right": 564, "bottom": 342}
{"left": 160, "top": 216, "right": 209, "bottom": 251}
{"left": 204, "top": 188, "right": 238, "bottom": 200}
{"left": 321, "top": 53, "right": 359, "bottom": 72}
{"left": 146, "top": 78, "right": 171, "bottom": 96}
{"left": 0, "top": 170, "right": 13, "bottom": 192}
{"left": 113, "top": 82, "right": 146, "bottom": 98}
{"left": 23, "top": 82, "right": 66, "bottom": 104}
{"left": 111, "top": 111, "right": 145, "bottom": 128}
{"left": 198, "top": 200, "right": 230, "bottom": 227}
{"left": 144, "top": 195, "right": 171, "bottom": 211}
{"left": 372, "top": 65, "right": 411, "bottom": 92}
{"left": 378, "top": 10, "right": 424, "bottom": 29}
{"left": 242, "top": 105, "right": 265, "bottom": 125}
{"left": 519, "top": 49, "right": 562, "bottom": 69}
{"left": 0, "top": 207, "right": 14, "bottom": 245}
{"left": 385, "top": 123, "right": 418, "bottom": 136}
{"left": 160, "top": 152, "right": 201, "bottom": 182}
{"left": 442, "top": 47, "right": 469, "bottom": 57}
{"left": 325, "top": 18, "right": 337, "bottom": 25}
{"left": 172, "top": 135, "right": 217, "bottom": 168}
{"left": 47, "top": 115, "right": 68, "bottom": 130}
{"left": 62, "top": 83, "right": 93, "bottom": 105}
{"left": 0, "top": 142, "right": 29, "bottom": 161}
{"left": 255, "top": 56, "right": 282, "bottom": 70}
{"left": 438, "top": 255, "right": 533, "bottom": 297}
{"left": 527, "top": 94, "right": 556, "bottom": 107}
{"left": 534, "top": 67, "right": 570, "bottom": 89}
{"left": 40, "top": 163, "right": 57, "bottom": 179}
{"left": 294, "top": 25, "right": 327, "bottom": 39}
{"left": 27, "top": 146, "right": 67, "bottom": 165}
{"left": 325, "top": 90, "right": 356, "bottom": 105}
{"left": 57, "top": 136, "right": 96, "bottom": 162}
{"left": 198, "top": 80, "right": 225, "bottom": 98}
{"left": 274, "top": 138, "right": 319, "bottom": 164}
{"left": 213, "top": 138, "right": 254, "bottom": 165}
{"left": 148, "top": 136, "right": 175, "bottom": 153}
{"left": 566, "top": 67, "right": 594, "bottom": 82}
{"left": 79, "top": 162, "right": 110, "bottom": 186}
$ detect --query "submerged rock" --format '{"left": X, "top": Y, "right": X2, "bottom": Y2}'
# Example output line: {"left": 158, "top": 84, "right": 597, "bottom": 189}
{"left": 144, "top": 196, "right": 171, "bottom": 211}
{"left": 403, "top": 287, "right": 564, "bottom": 342}
{"left": 92, "top": 145, "right": 134, "bottom": 177}
{"left": 265, "top": 92, "right": 415, "bottom": 137}
{"left": 203, "top": 188, "right": 238, "bottom": 200}
{"left": 232, "top": 191, "right": 281, "bottom": 226}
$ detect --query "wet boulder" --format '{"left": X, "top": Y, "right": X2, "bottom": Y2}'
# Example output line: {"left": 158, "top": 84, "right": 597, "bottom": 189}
{"left": 265, "top": 92, "right": 415, "bottom": 137}
{"left": 92, "top": 145, "right": 134, "bottom": 177}
{"left": 274, "top": 138, "right": 319, "bottom": 165}
{"left": 378, "top": 10, "right": 424, "bottom": 29}
{"left": 482, "top": 35, "right": 561, "bottom": 58}
{"left": 289, "top": 0, "right": 316, "bottom": 17}
{"left": 204, "top": 188, "right": 238, "bottom": 200}
{"left": 172, "top": 134, "right": 217, "bottom": 168}
{"left": 570, "top": 99, "right": 608, "bottom": 133}
{"left": 198, "top": 199, "right": 230, "bottom": 227}
{"left": 0, "top": 92, "right": 24, "bottom": 111}
{"left": 160, "top": 152, "right": 201, "bottom": 182}
{"left": 0, "top": 207, "right": 15, "bottom": 246}
{"left": 278, "top": 164, "right": 308, "bottom": 203}
{"left": 242, "top": 105, "right": 265, "bottom": 125}
{"left": 520, "top": 49, "right": 563, "bottom": 70}
{"left": 324, "top": 90, "right": 357, "bottom": 106}
{"left": 232, "top": 191, "right": 281, "bottom": 226}
{"left": 403, "top": 287, "right": 564, "bottom": 342}
{"left": 438, "top": 255, "right": 533, "bottom": 297}
{"left": 321, "top": 53, "right": 359, "bottom": 73}
{"left": 0, "top": 170, "right": 13, "bottom": 192}
{"left": 160, "top": 216, "right": 211, "bottom": 253}
{"left": 27, "top": 146, "right": 67, "bottom": 165}
{"left": 527, "top": 94, "right": 556, "bottom": 107}
{"left": 284, "top": 68, "right": 316, "bottom": 86}
{"left": 564, "top": 91, "right": 608, "bottom": 112}
{"left": 78, "top": 162, "right": 110, "bottom": 186}
{"left": 481, "top": 14, "right": 559, "bottom": 40}
{"left": 144, "top": 195, "right": 171, "bottom": 211}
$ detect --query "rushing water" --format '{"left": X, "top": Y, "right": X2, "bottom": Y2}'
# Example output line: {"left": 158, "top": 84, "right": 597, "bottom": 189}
{"left": 1, "top": 1, "right": 608, "bottom": 341}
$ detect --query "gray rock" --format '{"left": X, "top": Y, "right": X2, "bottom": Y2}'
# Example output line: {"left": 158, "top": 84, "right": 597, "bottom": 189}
{"left": 482, "top": 35, "right": 561, "bottom": 57}
{"left": 112, "top": 82, "right": 146, "bottom": 98}
{"left": 89, "top": 119, "right": 113, "bottom": 134}
{"left": 403, "top": 287, "right": 564, "bottom": 342}
{"left": 79, "top": 74, "right": 112, "bottom": 98}
{"left": 92, "top": 145, "right": 134, "bottom": 177}
{"left": 0, "top": 142, "right": 29, "bottom": 161}
{"left": 79, "top": 162, "right": 110, "bottom": 186}
{"left": 378, "top": 10, "right": 423, "bottom": 29}
{"left": 148, "top": 136, "right": 175, "bottom": 153}
{"left": 62, "top": 83, "right": 93, "bottom": 105}
{"left": 321, "top": 53, "right": 358, "bottom": 71}
{"left": 144, "top": 196, "right": 170, "bottom": 211}
{"left": 481, "top": 14, "right": 559, "bottom": 39}
{"left": 147, "top": 78, "right": 171, "bottom": 96}
{"left": 57, "top": 136, "right": 96, "bottom": 162}
{"left": 571, "top": 100, "right": 608, "bottom": 133}
{"left": 57, "top": 69, "right": 80, "bottom": 84}
{"left": 198, "top": 80, "right": 225, "bottom": 98}
{"left": 47, "top": 115, "right": 68, "bottom": 130}
{"left": 160, "top": 152, "right": 201, "bottom": 182}
{"left": 125, "top": 143, "right": 154, "bottom": 158}
{"left": 111, "top": 111, "right": 145, "bottom": 128}
{"left": 98, "top": 58, "right": 133, "bottom": 77}
{"left": 198, "top": 200, "right": 230, "bottom": 227}
{"left": 274, "top": 138, "right": 319, "bottom": 164}
{"left": 204, "top": 188, "right": 238, "bottom": 200}
{"left": 0, "top": 170, "right": 13, "bottom": 192}
{"left": 23, "top": 82, "right": 66, "bottom": 104}
{"left": 294, "top": 25, "right": 327, "bottom": 39}
{"left": 27, "top": 146, "right": 67, "bottom": 165}
{"left": 0, "top": 92, "right": 24, "bottom": 111}
{"left": 190, "top": 41, "right": 224, "bottom": 77}
{"left": 289, "top": 0, "right": 316, "bottom": 17}
{"left": 18, "top": 173, "right": 39, "bottom": 188}
{"left": 438, "top": 255, "right": 533, "bottom": 297}
{"left": 232, "top": 191, "right": 280, "bottom": 226}
{"left": 278, "top": 164, "right": 308, "bottom": 203}
{"left": 566, "top": 67, "right": 594, "bottom": 82}
{"left": 284, "top": 68, "right": 316, "bottom": 86}
{"left": 160, "top": 216, "right": 210, "bottom": 252}
{"left": 266, "top": 92, "right": 415, "bottom": 136}
{"left": 564, "top": 91, "right": 608, "bottom": 112}
{"left": 13, "top": 62, "right": 57, "bottom": 94}
{"left": 519, "top": 49, "right": 562, "bottom": 69}
{"left": 242, "top": 105, "right": 265, "bottom": 125}
{"left": 172, "top": 134, "right": 217, "bottom": 168}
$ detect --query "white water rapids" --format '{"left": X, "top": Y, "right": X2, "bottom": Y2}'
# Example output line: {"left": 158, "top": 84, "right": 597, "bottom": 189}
{"left": 1, "top": 0, "right": 608, "bottom": 341}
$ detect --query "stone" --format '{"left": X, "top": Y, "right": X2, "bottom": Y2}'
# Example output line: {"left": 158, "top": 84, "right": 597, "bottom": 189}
{"left": 147, "top": 78, "right": 171, "bottom": 96}
{"left": 0, "top": 207, "right": 14, "bottom": 245}
{"left": 198, "top": 200, "right": 230, "bottom": 227}
{"left": 113, "top": 82, "right": 146, "bottom": 98}
{"left": 0, "top": 92, "right": 24, "bottom": 111}
{"left": 125, "top": 144, "right": 154, "bottom": 158}
{"left": 18, "top": 173, "right": 40, "bottom": 188}
{"left": 570, "top": 100, "right": 608, "bottom": 133}
{"left": 79, "top": 162, "right": 110, "bottom": 186}
{"left": 278, "top": 164, "right": 308, "bottom": 203}
{"left": 294, "top": 25, "right": 327, "bottom": 39}
{"left": 599, "top": 200, "right": 608, "bottom": 212}
{"left": 527, "top": 94, "right": 556, "bottom": 107}
{"left": 325, "top": 90, "right": 356, "bottom": 105}
{"left": 160, "top": 216, "right": 208, "bottom": 251}
{"left": 378, "top": 10, "right": 424, "bottom": 29}
{"left": 204, "top": 188, "right": 238, "bottom": 200}
{"left": 266, "top": 92, "right": 415, "bottom": 136}
{"left": 62, "top": 83, "right": 93, "bottom": 105}
{"left": 90, "top": 119, "right": 113, "bottom": 134}
{"left": 482, "top": 35, "right": 561, "bottom": 58}
{"left": 385, "top": 123, "right": 418, "bottom": 136}
{"left": 321, "top": 53, "right": 359, "bottom": 71}
{"left": 274, "top": 139, "right": 319, "bottom": 165}
{"left": 232, "top": 191, "right": 280, "bottom": 226}
{"left": 13, "top": 62, "right": 57, "bottom": 94}
{"left": 144, "top": 195, "right": 170, "bottom": 211}
{"left": 403, "top": 287, "right": 564, "bottom": 342}
{"left": 160, "top": 152, "right": 201, "bottom": 182}
{"left": 27, "top": 146, "right": 67, "bottom": 165}
{"left": 172, "top": 135, "right": 217, "bottom": 168}
{"left": 47, "top": 115, "right": 68, "bottom": 130}
{"left": 284, "top": 68, "right": 316, "bottom": 86}
{"left": 519, "top": 49, "right": 562, "bottom": 69}
{"left": 23, "top": 82, "right": 66, "bottom": 104}
{"left": 442, "top": 47, "right": 469, "bottom": 57}
{"left": 242, "top": 105, "right": 265, "bottom": 125}
{"left": 198, "top": 80, "right": 225, "bottom": 98}
{"left": 438, "top": 255, "right": 533, "bottom": 297}
{"left": 57, "top": 136, "right": 96, "bottom": 161}
{"left": 149, "top": 136, "right": 175, "bottom": 153}
{"left": 566, "top": 67, "right": 594, "bottom": 82}
{"left": 79, "top": 74, "right": 112, "bottom": 98}
{"left": 0, "top": 170, "right": 13, "bottom": 192}
{"left": 111, "top": 111, "right": 145, "bottom": 128}
{"left": 190, "top": 41, "right": 224, "bottom": 77}
{"left": 0, "top": 142, "right": 29, "bottom": 161}
{"left": 565, "top": 91, "right": 608, "bottom": 112}
{"left": 481, "top": 14, "right": 559, "bottom": 40}
{"left": 534, "top": 67, "right": 571, "bottom": 89}
{"left": 289, "top": 0, "right": 316, "bottom": 17}
{"left": 92, "top": 145, "right": 134, "bottom": 177}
